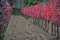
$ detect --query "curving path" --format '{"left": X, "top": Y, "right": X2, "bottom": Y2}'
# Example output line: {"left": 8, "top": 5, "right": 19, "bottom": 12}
{"left": 4, "top": 15, "right": 48, "bottom": 40}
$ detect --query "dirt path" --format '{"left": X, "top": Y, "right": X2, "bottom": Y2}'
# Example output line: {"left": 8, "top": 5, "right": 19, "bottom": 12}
{"left": 4, "top": 15, "right": 48, "bottom": 40}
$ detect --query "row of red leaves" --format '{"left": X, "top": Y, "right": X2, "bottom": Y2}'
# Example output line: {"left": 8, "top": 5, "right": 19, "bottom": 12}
{"left": 21, "top": 1, "right": 60, "bottom": 25}
{"left": 6, "top": 1, "right": 12, "bottom": 22}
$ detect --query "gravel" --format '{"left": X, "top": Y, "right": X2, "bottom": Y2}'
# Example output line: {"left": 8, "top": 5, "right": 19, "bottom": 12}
{"left": 4, "top": 15, "right": 48, "bottom": 40}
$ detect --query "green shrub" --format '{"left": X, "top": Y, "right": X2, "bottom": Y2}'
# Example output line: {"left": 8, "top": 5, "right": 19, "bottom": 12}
{"left": 24, "top": 0, "right": 44, "bottom": 6}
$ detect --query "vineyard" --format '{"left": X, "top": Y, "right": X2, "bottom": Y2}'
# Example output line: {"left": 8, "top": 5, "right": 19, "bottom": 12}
{"left": 21, "top": 0, "right": 60, "bottom": 39}
{"left": 0, "top": 0, "right": 60, "bottom": 40}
